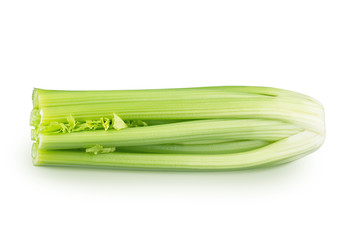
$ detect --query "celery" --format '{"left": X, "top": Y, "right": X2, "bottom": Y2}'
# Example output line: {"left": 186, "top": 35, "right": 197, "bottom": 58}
{"left": 30, "top": 86, "right": 325, "bottom": 170}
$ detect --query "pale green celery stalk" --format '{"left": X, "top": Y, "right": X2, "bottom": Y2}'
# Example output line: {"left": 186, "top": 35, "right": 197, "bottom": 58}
{"left": 32, "top": 86, "right": 271, "bottom": 108}
{"left": 116, "top": 140, "right": 270, "bottom": 154}
{"left": 32, "top": 86, "right": 318, "bottom": 108}
{"left": 33, "top": 96, "right": 324, "bottom": 135}
{"left": 38, "top": 119, "right": 302, "bottom": 150}
{"left": 33, "top": 130, "right": 324, "bottom": 170}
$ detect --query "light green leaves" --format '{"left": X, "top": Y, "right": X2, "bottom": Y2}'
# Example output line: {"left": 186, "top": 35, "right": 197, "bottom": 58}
{"left": 101, "top": 117, "right": 110, "bottom": 131}
{"left": 40, "top": 114, "right": 134, "bottom": 134}
{"left": 126, "top": 120, "right": 148, "bottom": 127}
{"left": 67, "top": 114, "right": 76, "bottom": 128}
{"left": 85, "top": 144, "right": 116, "bottom": 155}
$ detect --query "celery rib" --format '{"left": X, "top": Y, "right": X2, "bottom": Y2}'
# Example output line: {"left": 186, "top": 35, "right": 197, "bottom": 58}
{"left": 38, "top": 119, "right": 302, "bottom": 150}
{"left": 33, "top": 131, "right": 324, "bottom": 170}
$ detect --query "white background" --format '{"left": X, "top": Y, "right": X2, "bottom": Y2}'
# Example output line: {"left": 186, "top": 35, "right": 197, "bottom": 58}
{"left": 0, "top": 1, "right": 359, "bottom": 239}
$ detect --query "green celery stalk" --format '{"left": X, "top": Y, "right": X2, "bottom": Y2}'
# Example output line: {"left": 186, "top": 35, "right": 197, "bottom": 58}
{"left": 37, "top": 119, "right": 301, "bottom": 150}
{"left": 33, "top": 130, "right": 323, "bottom": 170}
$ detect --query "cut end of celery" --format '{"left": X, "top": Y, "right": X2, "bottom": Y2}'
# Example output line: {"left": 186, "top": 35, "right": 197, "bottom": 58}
{"left": 32, "top": 88, "right": 40, "bottom": 109}
{"left": 32, "top": 142, "right": 39, "bottom": 166}
{"left": 30, "top": 109, "right": 41, "bottom": 127}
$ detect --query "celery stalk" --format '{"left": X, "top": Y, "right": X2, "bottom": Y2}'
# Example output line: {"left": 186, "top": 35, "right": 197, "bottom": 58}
{"left": 38, "top": 119, "right": 301, "bottom": 150}
{"left": 33, "top": 131, "right": 323, "bottom": 170}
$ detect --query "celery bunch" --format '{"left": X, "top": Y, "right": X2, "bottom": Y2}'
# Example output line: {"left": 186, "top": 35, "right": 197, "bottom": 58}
{"left": 30, "top": 86, "right": 325, "bottom": 170}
